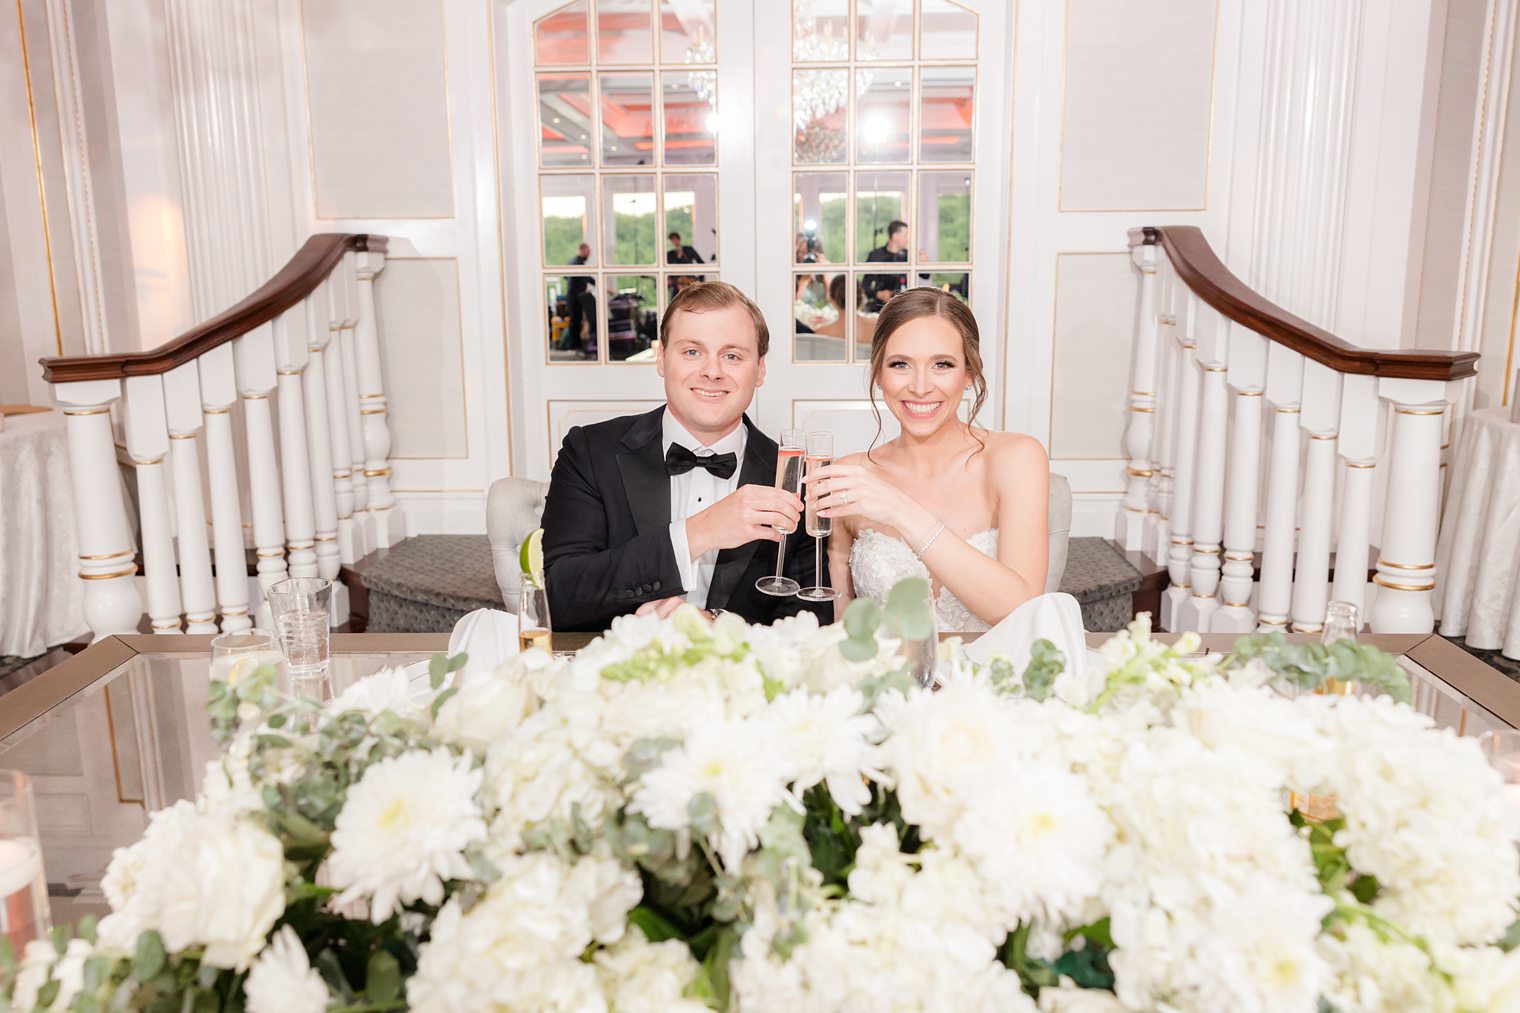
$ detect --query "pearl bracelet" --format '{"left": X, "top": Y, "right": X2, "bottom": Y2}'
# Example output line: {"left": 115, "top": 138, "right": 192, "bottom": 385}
{"left": 912, "top": 520, "right": 946, "bottom": 558}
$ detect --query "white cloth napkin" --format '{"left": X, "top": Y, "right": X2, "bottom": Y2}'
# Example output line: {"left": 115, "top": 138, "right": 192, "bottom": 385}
{"left": 443, "top": 608, "right": 521, "bottom": 683}
{"left": 960, "top": 591, "right": 1091, "bottom": 680}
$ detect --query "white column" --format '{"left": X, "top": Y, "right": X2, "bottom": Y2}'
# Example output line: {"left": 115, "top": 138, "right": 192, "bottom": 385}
{"left": 1288, "top": 362, "right": 1343, "bottom": 632}
{"left": 1256, "top": 346, "right": 1306, "bottom": 630}
{"left": 1161, "top": 301, "right": 1201, "bottom": 630}
{"left": 1179, "top": 365, "right": 1229, "bottom": 631}
{"left": 199, "top": 344, "right": 251, "bottom": 632}
{"left": 123, "top": 376, "right": 182, "bottom": 633}
{"left": 320, "top": 277, "right": 361, "bottom": 565}
{"left": 272, "top": 314, "right": 317, "bottom": 579}
{"left": 303, "top": 297, "right": 342, "bottom": 581}
{"left": 354, "top": 246, "right": 404, "bottom": 548}
{"left": 52, "top": 381, "right": 141, "bottom": 639}
{"left": 1117, "top": 231, "right": 1159, "bottom": 550}
{"left": 333, "top": 254, "right": 370, "bottom": 549}
{"left": 163, "top": 363, "right": 217, "bottom": 633}
{"left": 233, "top": 327, "right": 287, "bottom": 593}
{"left": 1330, "top": 373, "right": 1381, "bottom": 615}
{"left": 1147, "top": 280, "right": 1183, "bottom": 562}
{"left": 1215, "top": 387, "right": 1265, "bottom": 632}
{"left": 1369, "top": 402, "right": 1446, "bottom": 633}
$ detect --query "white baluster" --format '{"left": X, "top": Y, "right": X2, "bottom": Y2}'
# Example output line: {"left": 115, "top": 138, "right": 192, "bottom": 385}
{"left": 272, "top": 314, "right": 318, "bottom": 578}
{"left": 233, "top": 325, "right": 288, "bottom": 593}
{"left": 1162, "top": 296, "right": 1202, "bottom": 630}
{"left": 164, "top": 363, "right": 217, "bottom": 633}
{"left": 1330, "top": 374, "right": 1379, "bottom": 613}
{"left": 321, "top": 276, "right": 361, "bottom": 564}
{"left": 1179, "top": 304, "right": 1229, "bottom": 631}
{"left": 1369, "top": 387, "right": 1449, "bottom": 632}
{"left": 1147, "top": 272, "right": 1183, "bottom": 563}
{"left": 1117, "top": 231, "right": 1159, "bottom": 551}
{"left": 1289, "top": 362, "right": 1343, "bottom": 632}
{"left": 303, "top": 295, "right": 342, "bottom": 580}
{"left": 1256, "top": 346, "right": 1306, "bottom": 630}
{"left": 334, "top": 252, "right": 370, "bottom": 549}
{"left": 52, "top": 380, "right": 142, "bottom": 639}
{"left": 199, "top": 344, "right": 251, "bottom": 632}
{"left": 354, "top": 246, "right": 404, "bottom": 549}
{"left": 1214, "top": 324, "right": 1268, "bottom": 633}
{"left": 123, "top": 376, "right": 182, "bottom": 633}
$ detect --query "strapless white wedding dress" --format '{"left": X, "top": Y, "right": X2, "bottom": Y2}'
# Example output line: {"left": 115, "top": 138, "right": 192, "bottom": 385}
{"left": 849, "top": 527, "right": 999, "bottom": 634}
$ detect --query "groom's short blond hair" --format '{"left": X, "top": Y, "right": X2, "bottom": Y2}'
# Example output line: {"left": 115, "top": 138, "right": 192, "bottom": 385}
{"left": 659, "top": 281, "right": 770, "bottom": 358}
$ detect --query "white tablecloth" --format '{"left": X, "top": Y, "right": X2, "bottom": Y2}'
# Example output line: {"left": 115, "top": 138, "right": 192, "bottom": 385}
{"left": 0, "top": 411, "right": 87, "bottom": 656}
{"left": 1435, "top": 408, "right": 1520, "bottom": 659}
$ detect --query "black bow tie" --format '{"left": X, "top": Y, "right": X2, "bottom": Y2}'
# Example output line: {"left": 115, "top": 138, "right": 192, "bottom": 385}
{"left": 665, "top": 443, "right": 738, "bottom": 480}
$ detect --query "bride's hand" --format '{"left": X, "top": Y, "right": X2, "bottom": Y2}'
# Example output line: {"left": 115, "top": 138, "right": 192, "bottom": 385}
{"left": 806, "top": 462, "right": 921, "bottom": 532}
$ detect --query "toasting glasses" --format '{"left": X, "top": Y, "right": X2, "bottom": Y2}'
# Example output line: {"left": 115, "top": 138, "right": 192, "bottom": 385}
{"left": 797, "top": 431, "right": 837, "bottom": 602}
{"left": 756, "top": 429, "right": 806, "bottom": 596}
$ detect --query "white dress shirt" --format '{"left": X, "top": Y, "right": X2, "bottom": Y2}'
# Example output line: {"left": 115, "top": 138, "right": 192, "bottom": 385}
{"left": 664, "top": 412, "right": 747, "bottom": 608}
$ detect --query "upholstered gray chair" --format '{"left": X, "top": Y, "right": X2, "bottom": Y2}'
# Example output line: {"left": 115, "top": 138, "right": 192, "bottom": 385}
{"left": 487, "top": 472, "right": 1073, "bottom": 609}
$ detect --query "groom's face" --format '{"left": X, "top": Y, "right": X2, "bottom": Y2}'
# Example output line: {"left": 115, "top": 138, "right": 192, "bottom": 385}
{"left": 657, "top": 304, "right": 765, "bottom": 444}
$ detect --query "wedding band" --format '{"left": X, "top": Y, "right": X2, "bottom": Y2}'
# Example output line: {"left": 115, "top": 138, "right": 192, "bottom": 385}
{"left": 840, "top": 491, "right": 849, "bottom": 503}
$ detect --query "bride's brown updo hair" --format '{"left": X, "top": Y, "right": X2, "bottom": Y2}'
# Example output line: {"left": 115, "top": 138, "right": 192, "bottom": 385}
{"left": 866, "top": 288, "right": 988, "bottom": 455}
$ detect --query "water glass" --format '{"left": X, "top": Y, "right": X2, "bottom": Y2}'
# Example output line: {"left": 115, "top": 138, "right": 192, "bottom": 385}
{"left": 519, "top": 583, "right": 552, "bottom": 653}
{"left": 278, "top": 610, "right": 331, "bottom": 680}
{"left": 209, "top": 630, "right": 287, "bottom": 686}
{"left": 266, "top": 577, "right": 333, "bottom": 624}
{"left": 0, "top": 771, "right": 50, "bottom": 956}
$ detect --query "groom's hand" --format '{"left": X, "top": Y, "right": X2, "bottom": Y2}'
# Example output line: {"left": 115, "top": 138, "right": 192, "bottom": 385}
{"left": 686, "top": 485, "right": 802, "bottom": 559}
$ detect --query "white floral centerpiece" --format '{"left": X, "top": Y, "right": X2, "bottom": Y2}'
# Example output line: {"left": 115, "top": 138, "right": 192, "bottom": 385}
{"left": 5, "top": 580, "right": 1520, "bottom": 1013}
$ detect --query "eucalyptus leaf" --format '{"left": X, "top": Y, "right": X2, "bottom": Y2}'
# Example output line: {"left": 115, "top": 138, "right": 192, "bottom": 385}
{"left": 842, "top": 597, "right": 882, "bottom": 640}
{"left": 839, "top": 637, "right": 877, "bottom": 663}
{"left": 366, "top": 950, "right": 402, "bottom": 1003}
{"left": 132, "top": 931, "right": 166, "bottom": 983}
{"left": 884, "top": 578, "right": 933, "bottom": 642}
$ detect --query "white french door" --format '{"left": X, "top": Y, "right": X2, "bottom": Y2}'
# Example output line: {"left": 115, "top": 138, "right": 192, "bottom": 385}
{"left": 497, "top": 0, "right": 1008, "bottom": 476}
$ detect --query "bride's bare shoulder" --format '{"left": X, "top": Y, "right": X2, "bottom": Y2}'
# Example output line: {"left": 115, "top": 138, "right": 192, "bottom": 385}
{"left": 835, "top": 450, "right": 873, "bottom": 468}
{"left": 981, "top": 430, "right": 1048, "bottom": 476}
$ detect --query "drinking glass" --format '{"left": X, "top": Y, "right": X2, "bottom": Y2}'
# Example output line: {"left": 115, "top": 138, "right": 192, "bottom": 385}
{"left": 797, "top": 431, "right": 837, "bottom": 602}
{"left": 519, "top": 583, "right": 553, "bottom": 653}
{"left": 1319, "top": 600, "right": 1361, "bottom": 696}
{"left": 757, "top": 429, "right": 806, "bottom": 596}
{"left": 1478, "top": 730, "right": 1520, "bottom": 811}
{"left": 209, "top": 630, "right": 286, "bottom": 686}
{"left": 0, "top": 771, "right": 50, "bottom": 956}
{"left": 266, "top": 577, "right": 333, "bottom": 623}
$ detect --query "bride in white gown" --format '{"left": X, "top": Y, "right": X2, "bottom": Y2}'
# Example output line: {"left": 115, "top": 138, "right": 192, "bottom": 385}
{"left": 805, "top": 289, "right": 1051, "bottom": 634}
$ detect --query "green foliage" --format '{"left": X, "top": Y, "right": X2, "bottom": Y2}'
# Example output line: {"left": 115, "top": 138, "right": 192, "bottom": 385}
{"left": 884, "top": 578, "right": 933, "bottom": 642}
{"left": 1020, "top": 640, "right": 1065, "bottom": 701}
{"left": 840, "top": 598, "right": 882, "bottom": 662}
{"left": 1001, "top": 918, "right": 1116, "bottom": 999}
{"left": 1229, "top": 634, "right": 1412, "bottom": 703}
{"left": 935, "top": 191, "right": 970, "bottom": 261}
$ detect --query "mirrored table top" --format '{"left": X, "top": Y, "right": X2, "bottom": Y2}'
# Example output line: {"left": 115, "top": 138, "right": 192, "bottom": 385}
{"left": 0, "top": 631, "right": 1514, "bottom": 928}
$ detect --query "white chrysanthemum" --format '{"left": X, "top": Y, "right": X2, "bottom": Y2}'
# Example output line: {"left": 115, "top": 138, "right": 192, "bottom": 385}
{"left": 98, "top": 800, "right": 286, "bottom": 970}
{"left": 631, "top": 715, "right": 792, "bottom": 869}
{"left": 1318, "top": 922, "right": 1458, "bottom": 1013}
{"left": 407, "top": 851, "right": 639, "bottom": 1012}
{"left": 764, "top": 686, "right": 883, "bottom": 814}
{"left": 245, "top": 925, "right": 330, "bottom": 1013}
{"left": 593, "top": 928, "right": 710, "bottom": 1012}
{"left": 1037, "top": 984, "right": 1128, "bottom": 1012}
{"left": 328, "top": 748, "right": 487, "bottom": 922}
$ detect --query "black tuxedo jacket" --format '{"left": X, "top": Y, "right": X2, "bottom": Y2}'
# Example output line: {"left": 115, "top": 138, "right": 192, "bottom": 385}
{"left": 542, "top": 407, "right": 829, "bottom": 631}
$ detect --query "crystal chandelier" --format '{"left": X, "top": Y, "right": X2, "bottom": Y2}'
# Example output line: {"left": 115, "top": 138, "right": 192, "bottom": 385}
{"left": 683, "top": 33, "right": 717, "bottom": 108}
{"left": 791, "top": 0, "right": 874, "bottom": 132}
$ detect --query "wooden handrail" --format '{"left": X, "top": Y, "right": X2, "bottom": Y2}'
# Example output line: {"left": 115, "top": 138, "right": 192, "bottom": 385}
{"left": 39, "top": 233, "right": 388, "bottom": 384}
{"left": 1140, "top": 226, "right": 1478, "bottom": 382}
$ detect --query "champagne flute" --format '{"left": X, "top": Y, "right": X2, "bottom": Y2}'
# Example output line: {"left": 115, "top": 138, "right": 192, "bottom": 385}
{"left": 756, "top": 429, "right": 806, "bottom": 596}
{"left": 797, "top": 431, "right": 837, "bottom": 602}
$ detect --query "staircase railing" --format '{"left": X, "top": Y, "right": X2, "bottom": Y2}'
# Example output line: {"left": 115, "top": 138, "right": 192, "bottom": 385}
{"left": 40, "top": 233, "right": 401, "bottom": 639}
{"left": 1117, "top": 226, "right": 1478, "bottom": 634}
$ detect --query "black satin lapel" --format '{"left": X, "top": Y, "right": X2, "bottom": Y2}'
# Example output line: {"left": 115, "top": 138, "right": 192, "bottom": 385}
{"left": 616, "top": 439, "right": 672, "bottom": 539}
{"left": 704, "top": 433, "right": 774, "bottom": 610}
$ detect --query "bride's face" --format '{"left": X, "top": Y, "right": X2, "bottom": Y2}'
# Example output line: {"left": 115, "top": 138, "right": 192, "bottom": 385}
{"left": 875, "top": 315, "right": 967, "bottom": 437}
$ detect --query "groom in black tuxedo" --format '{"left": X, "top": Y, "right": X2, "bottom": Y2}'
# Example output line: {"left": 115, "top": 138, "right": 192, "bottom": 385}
{"left": 543, "top": 281, "right": 828, "bottom": 631}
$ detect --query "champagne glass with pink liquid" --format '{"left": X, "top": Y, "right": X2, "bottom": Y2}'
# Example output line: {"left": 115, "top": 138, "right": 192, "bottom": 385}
{"left": 797, "top": 431, "right": 838, "bottom": 602}
{"left": 756, "top": 429, "right": 806, "bottom": 596}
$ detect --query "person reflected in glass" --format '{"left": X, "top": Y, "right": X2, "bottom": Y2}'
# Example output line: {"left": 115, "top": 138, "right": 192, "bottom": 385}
{"left": 567, "top": 242, "right": 596, "bottom": 358}
{"left": 864, "top": 219, "right": 910, "bottom": 311}
{"left": 667, "top": 231, "right": 705, "bottom": 300}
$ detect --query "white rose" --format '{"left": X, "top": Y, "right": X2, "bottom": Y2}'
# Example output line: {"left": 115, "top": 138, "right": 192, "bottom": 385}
{"left": 433, "top": 673, "right": 536, "bottom": 754}
{"left": 880, "top": 680, "right": 1013, "bottom": 837}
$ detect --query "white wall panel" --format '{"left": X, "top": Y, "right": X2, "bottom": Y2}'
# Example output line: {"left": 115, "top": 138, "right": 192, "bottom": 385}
{"left": 1049, "top": 253, "right": 1136, "bottom": 460}
{"left": 375, "top": 258, "right": 468, "bottom": 459}
{"left": 1060, "top": 0, "right": 1217, "bottom": 211}
{"left": 302, "top": 0, "right": 454, "bottom": 219}
{"left": 546, "top": 399, "right": 663, "bottom": 468}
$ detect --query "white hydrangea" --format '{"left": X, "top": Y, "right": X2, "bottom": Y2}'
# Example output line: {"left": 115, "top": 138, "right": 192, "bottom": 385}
{"left": 593, "top": 928, "right": 711, "bottom": 1012}
{"left": 407, "top": 851, "right": 640, "bottom": 1012}
{"left": 328, "top": 747, "right": 487, "bottom": 922}
{"left": 244, "top": 925, "right": 330, "bottom": 1013}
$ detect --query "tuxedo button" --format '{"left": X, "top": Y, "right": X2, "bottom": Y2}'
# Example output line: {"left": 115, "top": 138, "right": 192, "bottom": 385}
{"left": 653, "top": 580, "right": 662, "bottom": 591}
{"left": 624, "top": 589, "right": 634, "bottom": 599}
